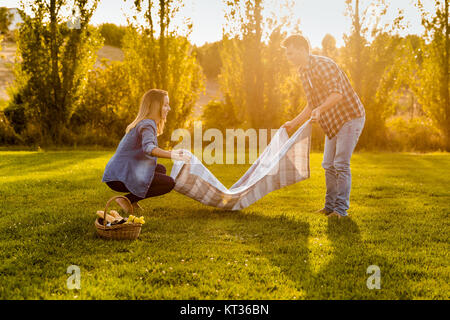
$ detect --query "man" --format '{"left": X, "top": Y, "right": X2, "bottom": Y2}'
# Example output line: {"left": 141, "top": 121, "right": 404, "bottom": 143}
{"left": 282, "top": 35, "right": 365, "bottom": 218}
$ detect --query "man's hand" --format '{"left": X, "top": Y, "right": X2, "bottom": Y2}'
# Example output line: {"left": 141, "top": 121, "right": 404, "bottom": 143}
{"left": 311, "top": 107, "right": 322, "bottom": 123}
{"left": 282, "top": 120, "right": 297, "bottom": 135}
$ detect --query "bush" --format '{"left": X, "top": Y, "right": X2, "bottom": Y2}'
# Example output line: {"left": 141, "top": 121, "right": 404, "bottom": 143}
{"left": 99, "top": 23, "right": 127, "bottom": 48}
{"left": 194, "top": 41, "right": 222, "bottom": 80}
{"left": 0, "top": 111, "right": 23, "bottom": 145}
{"left": 69, "top": 60, "right": 132, "bottom": 146}
{"left": 386, "top": 116, "right": 444, "bottom": 152}
{"left": 201, "top": 97, "right": 240, "bottom": 132}
{"left": 3, "top": 101, "right": 26, "bottom": 135}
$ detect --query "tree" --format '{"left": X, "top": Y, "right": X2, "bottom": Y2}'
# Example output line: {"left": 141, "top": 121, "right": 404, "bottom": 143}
{"left": 194, "top": 41, "right": 223, "bottom": 80}
{"left": 321, "top": 34, "right": 338, "bottom": 60}
{"left": 0, "top": 7, "right": 13, "bottom": 35}
{"left": 99, "top": 23, "right": 127, "bottom": 47}
{"left": 70, "top": 60, "right": 132, "bottom": 146}
{"left": 9, "top": 0, "right": 102, "bottom": 145}
{"left": 122, "top": 0, "right": 204, "bottom": 146}
{"left": 415, "top": 0, "right": 450, "bottom": 150}
{"left": 341, "top": 0, "right": 395, "bottom": 149}
{"left": 219, "top": 0, "right": 302, "bottom": 129}
{"left": 375, "top": 35, "right": 423, "bottom": 119}
{"left": 220, "top": 0, "right": 265, "bottom": 128}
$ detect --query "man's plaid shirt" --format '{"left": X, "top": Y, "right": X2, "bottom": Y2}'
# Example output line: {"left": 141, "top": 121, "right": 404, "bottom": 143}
{"left": 298, "top": 55, "right": 365, "bottom": 139}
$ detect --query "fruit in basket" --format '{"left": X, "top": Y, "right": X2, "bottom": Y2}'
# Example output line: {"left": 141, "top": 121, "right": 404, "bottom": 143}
{"left": 125, "top": 214, "right": 145, "bottom": 224}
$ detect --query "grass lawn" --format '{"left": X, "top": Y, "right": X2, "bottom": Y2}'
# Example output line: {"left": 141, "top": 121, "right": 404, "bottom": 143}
{"left": 0, "top": 150, "right": 448, "bottom": 299}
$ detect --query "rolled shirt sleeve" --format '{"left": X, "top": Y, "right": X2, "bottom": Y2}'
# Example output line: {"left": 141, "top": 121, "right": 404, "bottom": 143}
{"left": 139, "top": 122, "right": 158, "bottom": 155}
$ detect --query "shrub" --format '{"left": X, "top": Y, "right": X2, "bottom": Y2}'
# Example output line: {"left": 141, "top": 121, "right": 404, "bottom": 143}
{"left": 0, "top": 110, "right": 23, "bottom": 145}
{"left": 3, "top": 100, "right": 26, "bottom": 135}
{"left": 201, "top": 97, "right": 240, "bottom": 132}
{"left": 194, "top": 41, "right": 222, "bottom": 80}
{"left": 99, "top": 23, "right": 127, "bottom": 48}
{"left": 386, "top": 116, "right": 444, "bottom": 152}
{"left": 69, "top": 60, "right": 132, "bottom": 146}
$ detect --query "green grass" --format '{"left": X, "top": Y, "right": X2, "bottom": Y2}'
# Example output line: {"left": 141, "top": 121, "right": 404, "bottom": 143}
{"left": 0, "top": 150, "right": 449, "bottom": 299}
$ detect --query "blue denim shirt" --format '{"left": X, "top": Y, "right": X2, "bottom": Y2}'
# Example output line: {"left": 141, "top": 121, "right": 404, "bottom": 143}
{"left": 102, "top": 119, "right": 158, "bottom": 198}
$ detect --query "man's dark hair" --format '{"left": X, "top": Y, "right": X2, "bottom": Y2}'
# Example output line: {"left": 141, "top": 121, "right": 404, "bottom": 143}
{"left": 282, "top": 35, "right": 310, "bottom": 53}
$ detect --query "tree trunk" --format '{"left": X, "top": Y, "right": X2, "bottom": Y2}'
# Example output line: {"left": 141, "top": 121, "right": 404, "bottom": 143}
{"left": 159, "top": 0, "right": 168, "bottom": 90}
{"left": 253, "top": 0, "right": 264, "bottom": 128}
{"left": 444, "top": 0, "right": 450, "bottom": 150}
{"left": 353, "top": 0, "right": 363, "bottom": 95}
{"left": 49, "top": 0, "right": 62, "bottom": 145}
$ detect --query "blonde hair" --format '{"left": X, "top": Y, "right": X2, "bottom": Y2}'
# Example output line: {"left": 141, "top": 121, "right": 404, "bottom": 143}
{"left": 125, "top": 89, "right": 168, "bottom": 136}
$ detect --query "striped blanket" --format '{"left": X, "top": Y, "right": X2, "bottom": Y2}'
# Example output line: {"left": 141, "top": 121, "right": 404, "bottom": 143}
{"left": 170, "top": 120, "right": 312, "bottom": 210}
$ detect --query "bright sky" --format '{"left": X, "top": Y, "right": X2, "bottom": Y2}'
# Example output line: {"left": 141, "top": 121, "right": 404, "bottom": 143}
{"left": 2, "top": 0, "right": 432, "bottom": 48}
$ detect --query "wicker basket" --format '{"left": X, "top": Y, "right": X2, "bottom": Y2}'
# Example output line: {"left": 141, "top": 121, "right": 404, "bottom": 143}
{"left": 95, "top": 195, "right": 142, "bottom": 240}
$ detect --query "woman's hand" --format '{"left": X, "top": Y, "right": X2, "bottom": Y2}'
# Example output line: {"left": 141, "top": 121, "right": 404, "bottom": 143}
{"left": 171, "top": 150, "right": 191, "bottom": 162}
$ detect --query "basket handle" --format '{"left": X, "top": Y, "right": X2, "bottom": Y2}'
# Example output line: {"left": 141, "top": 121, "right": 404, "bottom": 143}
{"left": 102, "top": 195, "right": 134, "bottom": 226}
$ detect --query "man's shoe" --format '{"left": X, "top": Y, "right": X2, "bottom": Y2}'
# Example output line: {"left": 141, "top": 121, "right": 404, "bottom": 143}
{"left": 327, "top": 211, "right": 348, "bottom": 219}
{"left": 315, "top": 208, "right": 333, "bottom": 215}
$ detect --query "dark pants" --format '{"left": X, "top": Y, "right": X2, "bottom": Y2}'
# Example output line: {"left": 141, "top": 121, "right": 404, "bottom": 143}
{"left": 106, "top": 164, "right": 175, "bottom": 204}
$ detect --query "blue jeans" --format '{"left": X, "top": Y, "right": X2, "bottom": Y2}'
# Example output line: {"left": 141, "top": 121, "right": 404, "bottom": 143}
{"left": 322, "top": 116, "right": 365, "bottom": 216}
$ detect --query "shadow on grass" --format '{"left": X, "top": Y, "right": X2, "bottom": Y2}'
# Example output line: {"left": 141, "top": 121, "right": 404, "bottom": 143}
{"left": 0, "top": 151, "right": 442, "bottom": 298}
{"left": 0, "top": 205, "right": 310, "bottom": 298}
{"left": 0, "top": 201, "right": 411, "bottom": 299}
{"left": 302, "top": 217, "right": 410, "bottom": 299}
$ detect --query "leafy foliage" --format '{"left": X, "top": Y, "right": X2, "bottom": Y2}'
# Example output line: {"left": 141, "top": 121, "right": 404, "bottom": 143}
{"left": 0, "top": 0, "right": 447, "bottom": 152}
{"left": 0, "top": 110, "right": 22, "bottom": 145}
{"left": 122, "top": 0, "right": 204, "bottom": 146}
{"left": 0, "top": 7, "right": 13, "bottom": 35}
{"left": 201, "top": 97, "right": 239, "bottom": 132}
{"left": 7, "top": 0, "right": 103, "bottom": 146}
{"left": 219, "top": 0, "right": 303, "bottom": 129}
{"left": 321, "top": 34, "right": 338, "bottom": 60}
{"left": 69, "top": 60, "right": 132, "bottom": 146}
{"left": 99, "top": 23, "right": 127, "bottom": 47}
{"left": 414, "top": 0, "right": 450, "bottom": 150}
{"left": 194, "top": 41, "right": 222, "bottom": 80}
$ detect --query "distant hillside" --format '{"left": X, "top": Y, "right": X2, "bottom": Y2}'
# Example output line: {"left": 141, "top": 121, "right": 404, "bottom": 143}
{"left": 94, "top": 44, "right": 124, "bottom": 67}
{"left": 0, "top": 41, "right": 16, "bottom": 101}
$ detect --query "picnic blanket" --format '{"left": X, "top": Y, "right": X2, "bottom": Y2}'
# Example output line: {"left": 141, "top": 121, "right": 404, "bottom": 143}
{"left": 170, "top": 120, "right": 312, "bottom": 210}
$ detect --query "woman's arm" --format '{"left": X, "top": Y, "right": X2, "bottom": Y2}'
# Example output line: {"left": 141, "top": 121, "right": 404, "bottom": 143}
{"left": 139, "top": 121, "right": 190, "bottom": 162}
{"left": 150, "top": 147, "right": 191, "bottom": 162}
{"left": 150, "top": 147, "right": 172, "bottom": 159}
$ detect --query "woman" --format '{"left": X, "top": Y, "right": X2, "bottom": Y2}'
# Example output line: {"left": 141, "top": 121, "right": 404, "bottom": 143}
{"left": 102, "top": 89, "right": 190, "bottom": 213}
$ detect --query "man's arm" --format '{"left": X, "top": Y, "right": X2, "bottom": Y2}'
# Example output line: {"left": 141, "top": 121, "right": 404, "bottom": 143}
{"left": 311, "top": 92, "right": 343, "bottom": 122}
{"left": 282, "top": 104, "right": 312, "bottom": 135}
{"left": 283, "top": 92, "right": 343, "bottom": 135}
